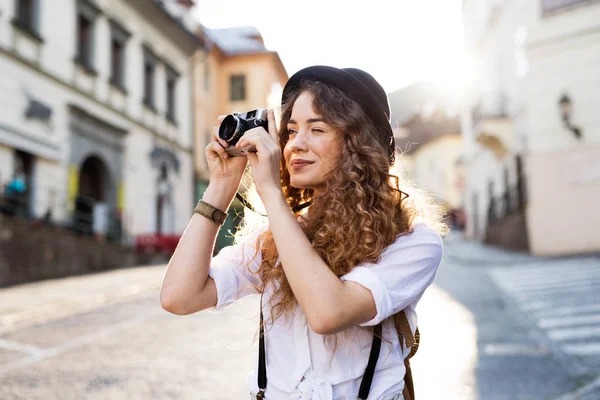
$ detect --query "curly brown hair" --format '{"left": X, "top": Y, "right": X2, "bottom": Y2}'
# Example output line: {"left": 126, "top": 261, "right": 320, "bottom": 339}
{"left": 250, "top": 80, "right": 447, "bottom": 332}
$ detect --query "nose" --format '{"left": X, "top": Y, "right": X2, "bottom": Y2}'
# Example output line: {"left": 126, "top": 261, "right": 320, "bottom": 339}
{"left": 290, "top": 130, "right": 308, "bottom": 153}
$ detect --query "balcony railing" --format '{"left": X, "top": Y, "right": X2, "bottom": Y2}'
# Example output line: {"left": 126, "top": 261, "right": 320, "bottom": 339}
{"left": 472, "top": 91, "right": 509, "bottom": 126}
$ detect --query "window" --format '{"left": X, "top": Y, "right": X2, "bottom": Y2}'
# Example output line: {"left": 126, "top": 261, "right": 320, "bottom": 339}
{"left": 13, "top": 0, "right": 42, "bottom": 39}
{"left": 166, "top": 66, "right": 179, "bottom": 124}
{"left": 75, "top": 1, "right": 100, "bottom": 72}
{"left": 542, "top": 0, "right": 594, "bottom": 14}
{"left": 204, "top": 63, "right": 210, "bottom": 92}
{"left": 109, "top": 20, "right": 130, "bottom": 91}
{"left": 143, "top": 46, "right": 158, "bottom": 110}
{"left": 230, "top": 74, "right": 246, "bottom": 101}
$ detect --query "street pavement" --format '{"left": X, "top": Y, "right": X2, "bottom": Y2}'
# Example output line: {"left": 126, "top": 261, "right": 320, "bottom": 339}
{"left": 0, "top": 235, "right": 598, "bottom": 399}
{"left": 444, "top": 233, "right": 600, "bottom": 400}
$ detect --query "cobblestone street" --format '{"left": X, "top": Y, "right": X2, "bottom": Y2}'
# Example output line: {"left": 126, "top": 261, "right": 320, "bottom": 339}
{"left": 0, "top": 235, "right": 599, "bottom": 399}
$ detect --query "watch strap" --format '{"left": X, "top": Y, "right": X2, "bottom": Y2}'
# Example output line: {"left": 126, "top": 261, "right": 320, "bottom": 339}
{"left": 193, "top": 200, "right": 228, "bottom": 225}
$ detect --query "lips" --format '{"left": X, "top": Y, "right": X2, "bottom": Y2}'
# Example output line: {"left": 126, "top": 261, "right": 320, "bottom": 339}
{"left": 291, "top": 160, "right": 314, "bottom": 166}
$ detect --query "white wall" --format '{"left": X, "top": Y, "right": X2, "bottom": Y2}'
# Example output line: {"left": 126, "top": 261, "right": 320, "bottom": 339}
{"left": 0, "top": 0, "right": 197, "bottom": 235}
{"left": 526, "top": 3, "right": 600, "bottom": 153}
{"left": 524, "top": 1, "right": 600, "bottom": 255}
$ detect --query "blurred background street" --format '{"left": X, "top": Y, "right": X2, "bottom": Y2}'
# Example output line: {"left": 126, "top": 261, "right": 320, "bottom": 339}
{"left": 1, "top": 0, "right": 600, "bottom": 399}
{"left": 1, "top": 236, "right": 600, "bottom": 399}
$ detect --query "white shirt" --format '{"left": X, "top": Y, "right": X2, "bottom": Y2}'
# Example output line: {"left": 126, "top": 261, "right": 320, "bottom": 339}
{"left": 208, "top": 222, "right": 443, "bottom": 400}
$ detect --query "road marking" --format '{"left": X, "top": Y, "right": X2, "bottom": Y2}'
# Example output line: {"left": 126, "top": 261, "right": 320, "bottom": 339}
{"left": 506, "top": 276, "right": 600, "bottom": 292}
{"left": 548, "top": 325, "right": 600, "bottom": 341}
{"left": 520, "top": 300, "right": 554, "bottom": 311}
{"left": 539, "top": 313, "right": 600, "bottom": 329}
{"left": 513, "top": 285, "right": 600, "bottom": 301}
{"left": 533, "top": 303, "right": 600, "bottom": 319}
{"left": 500, "top": 262, "right": 599, "bottom": 278}
{"left": 562, "top": 342, "right": 600, "bottom": 356}
{"left": 482, "top": 343, "right": 550, "bottom": 356}
{"left": 0, "top": 339, "right": 44, "bottom": 356}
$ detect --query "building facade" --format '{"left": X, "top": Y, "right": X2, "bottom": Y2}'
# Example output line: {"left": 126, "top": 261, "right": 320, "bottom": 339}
{"left": 0, "top": 0, "right": 202, "bottom": 241}
{"left": 461, "top": 0, "right": 600, "bottom": 255}
{"left": 525, "top": 0, "right": 600, "bottom": 255}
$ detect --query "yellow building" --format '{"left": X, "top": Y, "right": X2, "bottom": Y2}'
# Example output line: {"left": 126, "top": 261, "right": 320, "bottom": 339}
{"left": 192, "top": 26, "right": 288, "bottom": 248}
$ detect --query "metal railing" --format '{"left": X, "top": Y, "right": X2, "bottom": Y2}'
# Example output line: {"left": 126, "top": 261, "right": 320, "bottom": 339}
{"left": 0, "top": 192, "right": 124, "bottom": 243}
{"left": 487, "top": 180, "right": 527, "bottom": 222}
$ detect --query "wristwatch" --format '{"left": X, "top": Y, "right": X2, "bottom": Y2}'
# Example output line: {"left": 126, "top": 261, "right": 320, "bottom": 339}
{"left": 193, "top": 200, "right": 228, "bottom": 225}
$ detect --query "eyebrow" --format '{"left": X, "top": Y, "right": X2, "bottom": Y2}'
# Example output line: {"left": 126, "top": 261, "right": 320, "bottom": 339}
{"left": 288, "top": 118, "right": 325, "bottom": 125}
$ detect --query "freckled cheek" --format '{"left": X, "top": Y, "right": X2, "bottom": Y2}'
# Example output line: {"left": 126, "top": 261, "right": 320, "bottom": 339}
{"left": 283, "top": 144, "right": 292, "bottom": 166}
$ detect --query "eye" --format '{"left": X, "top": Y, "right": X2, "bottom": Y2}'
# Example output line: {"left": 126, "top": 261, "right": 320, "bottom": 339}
{"left": 311, "top": 128, "right": 325, "bottom": 133}
{"left": 287, "top": 129, "right": 298, "bottom": 136}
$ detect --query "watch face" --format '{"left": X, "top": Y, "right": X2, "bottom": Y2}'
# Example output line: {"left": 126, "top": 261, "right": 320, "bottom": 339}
{"left": 212, "top": 209, "right": 225, "bottom": 224}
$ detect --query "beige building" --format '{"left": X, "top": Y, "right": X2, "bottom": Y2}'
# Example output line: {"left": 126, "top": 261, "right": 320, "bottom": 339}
{"left": 389, "top": 82, "right": 465, "bottom": 227}
{"left": 462, "top": 0, "right": 600, "bottom": 255}
{"left": 192, "top": 26, "right": 288, "bottom": 248}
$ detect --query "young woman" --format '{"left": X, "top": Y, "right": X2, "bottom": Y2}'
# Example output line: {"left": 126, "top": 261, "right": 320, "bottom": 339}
{"left": 160, "top": 66, "right": 447, "bottom": 400}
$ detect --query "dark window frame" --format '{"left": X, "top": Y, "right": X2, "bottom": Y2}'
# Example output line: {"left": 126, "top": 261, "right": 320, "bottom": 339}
{"left": 230, "top": 74, "right": 246, "bottom": 102}
{"left": 12, "top": 0, "right": 43, "bottom": 43}
{"left": 75, "top": 0, "right": 101, "bottom": 75}
{"left": 204, "top": 62, "right": 210, "bottom": 92}
{"left": 143, "top": 45, "right": 159, "bottom": 112}
{"left": 109, "top": 19, "right": 131, "bottom": 93}
{"left": 165, "top": 64, "right": 180, "bottom": 125}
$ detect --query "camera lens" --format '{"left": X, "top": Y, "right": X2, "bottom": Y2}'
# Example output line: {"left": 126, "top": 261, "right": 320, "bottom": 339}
{"left": 219, "top": 115, "right": 245, "bottom": 145}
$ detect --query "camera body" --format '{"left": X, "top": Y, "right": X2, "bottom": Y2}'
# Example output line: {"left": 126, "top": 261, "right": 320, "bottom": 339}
{"left": 218, "top": 108, "right": 269, "bottom": 148}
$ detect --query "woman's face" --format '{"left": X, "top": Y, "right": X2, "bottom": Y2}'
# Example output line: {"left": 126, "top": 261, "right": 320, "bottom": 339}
{"left": 283, "top": 92, "right": 343, "bottom": 193}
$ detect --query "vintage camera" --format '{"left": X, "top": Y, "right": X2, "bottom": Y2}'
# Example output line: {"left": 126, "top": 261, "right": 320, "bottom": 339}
{"left": 219, "top": 108, "right": 268, "bottom": 156}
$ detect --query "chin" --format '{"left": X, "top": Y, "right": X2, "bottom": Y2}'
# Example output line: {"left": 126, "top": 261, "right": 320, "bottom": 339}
{"left": 289, "top": 177, "right": 316, "bottom": 190}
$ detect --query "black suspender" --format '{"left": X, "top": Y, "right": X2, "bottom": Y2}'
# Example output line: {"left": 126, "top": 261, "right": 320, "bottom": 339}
{"left": 357, "top": 323, "right": 383, "bottom": 399}
{"left": 257, "top": 294, "right": 383, "bottom": 400}
{"left": 257, "top": 295, "right": 267, "bottom": 399}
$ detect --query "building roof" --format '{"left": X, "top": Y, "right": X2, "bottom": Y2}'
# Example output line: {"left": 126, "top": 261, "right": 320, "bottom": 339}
{"left": 205, "top": 26, "right": 272, "bottom": 56}
{"left": 395, "top": 111, "right": 461, "bottom": 155}
{"left": 389, "top": 81, "right": 462, "bottom": 155}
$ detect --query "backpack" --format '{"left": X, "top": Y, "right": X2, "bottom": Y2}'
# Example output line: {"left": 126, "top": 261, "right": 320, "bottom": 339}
{"left": 394, "top": 311, "right": 420, "bottom": 400}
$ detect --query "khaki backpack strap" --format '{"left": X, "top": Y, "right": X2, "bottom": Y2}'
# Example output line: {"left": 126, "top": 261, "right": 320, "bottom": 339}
{"left": 396, "top": 310, "right": 415, "bottom": 349}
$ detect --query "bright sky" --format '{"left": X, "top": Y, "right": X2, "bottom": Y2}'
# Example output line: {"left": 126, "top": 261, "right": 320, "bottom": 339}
{"left": 192, "top": 0, "right": 467, "bottom": 94}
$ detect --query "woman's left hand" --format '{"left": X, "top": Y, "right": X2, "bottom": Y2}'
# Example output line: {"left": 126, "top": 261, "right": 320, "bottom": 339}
{"left": 235, "top": 109, "right": 282, "bottom": 199}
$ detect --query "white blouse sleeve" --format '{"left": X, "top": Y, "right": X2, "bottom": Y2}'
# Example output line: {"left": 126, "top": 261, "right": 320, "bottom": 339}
{"left": 340, "top": 223, "right": 443, "bottom": 326}
{"left": 208, "top": 227, "right": 265, "bottom": 310}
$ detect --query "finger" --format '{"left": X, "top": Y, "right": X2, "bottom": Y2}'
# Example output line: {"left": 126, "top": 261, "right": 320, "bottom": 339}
{"left": 212, "top": 125, "right": 229, "bottom": 148}
{"left": 236, "top": 130, "right": 266, "bottom": 149}
{"left": 207, "top": 141, "right": 228, "bottom": 159}
{"left": 217, "top": 115, "right": 227, "bottom": 124}
{"left": 237, "top": 132, "right": 278, "bottom": 161}
{"left": 267, "top": 109, "right": 279, "bottom": 142}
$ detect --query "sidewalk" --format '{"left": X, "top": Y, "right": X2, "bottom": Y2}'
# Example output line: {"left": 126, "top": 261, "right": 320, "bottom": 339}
{"left": 442, "top": 231, "right": 599, "bottom": 267}
{"left": 0, "top": 265, "right": 167, "bottom": 334}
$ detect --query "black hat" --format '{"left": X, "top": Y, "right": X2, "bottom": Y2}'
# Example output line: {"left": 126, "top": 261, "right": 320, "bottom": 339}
{"left": 282, "top": 65, "right": 395, "bottom": 164}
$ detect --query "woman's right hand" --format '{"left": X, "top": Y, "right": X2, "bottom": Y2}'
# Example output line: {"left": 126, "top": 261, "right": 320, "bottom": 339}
{"left": 205, "top": 115, "right": 248, "bottom": 182}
